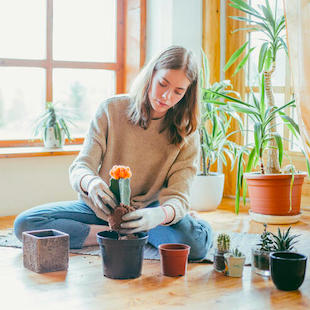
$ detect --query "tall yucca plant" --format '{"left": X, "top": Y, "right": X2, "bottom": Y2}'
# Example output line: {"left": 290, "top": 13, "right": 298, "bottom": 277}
{"left": 225, "top": 0, "right": 288, "bottom": 174}
{"left": 200, "top": 51, "right": 242, "bottom": 175}
{"left": 205, "top": 73, "right": 310, "bottom": 213}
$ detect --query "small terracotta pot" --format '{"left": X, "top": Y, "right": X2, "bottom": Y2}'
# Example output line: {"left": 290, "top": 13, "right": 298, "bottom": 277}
{"left": 245, "top": 173, "right": 307, "bottom": 216}
{"left": 159, "top": 243, "right": 190, "bottom": 277}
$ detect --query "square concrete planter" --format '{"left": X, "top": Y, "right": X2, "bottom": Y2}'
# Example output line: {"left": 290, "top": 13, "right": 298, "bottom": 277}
{"left": 22, "top": 229, "right": 69, "bottom": 273}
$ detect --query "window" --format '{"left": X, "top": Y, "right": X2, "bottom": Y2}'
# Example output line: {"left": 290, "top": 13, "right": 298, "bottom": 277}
{"left": 0, "top": 0, "right": 124, "bottom": 146}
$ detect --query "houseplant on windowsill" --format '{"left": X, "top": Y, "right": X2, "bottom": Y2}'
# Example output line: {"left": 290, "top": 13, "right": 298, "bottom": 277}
{"left": 190, "top": 52, "right": 241, "bottom": 211}
{"left": 33, "top": 101, "right": 75, "bottom": 148}
{"left": 206, "top": 0, "right": 310, "bottom": 222}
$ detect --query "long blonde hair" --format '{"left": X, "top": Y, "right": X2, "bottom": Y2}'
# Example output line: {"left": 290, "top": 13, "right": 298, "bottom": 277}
{"left": 128, "top": 46, "right": 199, "bottom": 145}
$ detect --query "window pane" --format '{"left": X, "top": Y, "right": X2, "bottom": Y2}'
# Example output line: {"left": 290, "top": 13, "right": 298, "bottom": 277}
{"left": 0, "top": 68, "right": 45, "bottom": 140}
{"left": 0, "top": 0, "right": 46, "bottom": 59}
{"left": 53, "top": 69, "right": 115, "bottom": 136}
{"left": 53, "top": 0, "right": 116, "bottom": 62}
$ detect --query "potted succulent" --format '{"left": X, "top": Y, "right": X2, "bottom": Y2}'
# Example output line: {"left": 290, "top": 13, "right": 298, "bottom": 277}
{"left": 214, "top": 233, "right": 231, "bottom": 272}
{"left": 33, "top": 101, "right": 75, "bottom": 148}
{"left": 97, "top": 165, "right": 148, "bottom": 279}
{"left": 190, "top": 51, "right": 241, "bottom": 211}
{"left": 206, "top": 0, "right": 309, "bottom": 222}
{"left": 252, "top": 224, "right": 300, "bottom": 277}
{"left": 224, "top": 248, "right": 246, "bottom": 278}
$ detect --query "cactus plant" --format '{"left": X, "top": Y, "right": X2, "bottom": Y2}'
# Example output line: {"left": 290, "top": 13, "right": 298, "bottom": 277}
{"left": 217, "top": 233, "right": 230, "bottom": 252}
{"left": 109, "top": 165, "right": 132, "bottom": 205}
{"left": 231, "top": 248, "right": 244, "bottom": 257}
{"left": 214, "top": 233, "right": 231, "bottom": 272}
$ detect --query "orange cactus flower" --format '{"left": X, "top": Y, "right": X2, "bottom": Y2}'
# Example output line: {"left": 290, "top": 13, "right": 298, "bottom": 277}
{"left": 109, "top": 165, "right": 132, "bottom": 180}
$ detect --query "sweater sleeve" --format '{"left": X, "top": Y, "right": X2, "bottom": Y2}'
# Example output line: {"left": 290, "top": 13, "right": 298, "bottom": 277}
{"left": 69, "top": 101, "right": 109, "bottom": 197}
{"left": 159, "top": 131, "right": 200, "bottom": 224}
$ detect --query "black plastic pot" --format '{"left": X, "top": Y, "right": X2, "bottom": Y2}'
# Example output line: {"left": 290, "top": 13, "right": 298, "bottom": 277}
{"left": 97, "top": 231, "right": 148, "bottom": 279}
{"left": 270, "top": 252, "right": 307, "bottom": 291}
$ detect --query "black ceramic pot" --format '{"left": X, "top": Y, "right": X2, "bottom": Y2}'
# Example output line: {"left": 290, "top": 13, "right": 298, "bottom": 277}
{"left": 214, "top": 249, "right": 229, "bottom": 272}
{"left": 97, "top": 231, "right": 148, "bottom": 279}
{"left": 270, "top": 252, "right": 307, "bottom": 291}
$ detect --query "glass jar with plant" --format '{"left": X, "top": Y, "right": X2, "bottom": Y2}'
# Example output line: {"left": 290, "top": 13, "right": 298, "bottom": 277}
{"left": 205, "top": 0, "right": 310, "bottom": 221}
{"left": 33, "top": 101, "right": 76, "bottom": 148}
{"left": 252, "top": 223, "right": 300, "bottom": 277}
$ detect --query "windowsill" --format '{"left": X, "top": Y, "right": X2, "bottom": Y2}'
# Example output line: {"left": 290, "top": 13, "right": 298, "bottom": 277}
{"left": 0, "top": 144, "right": 82, "bottom": 159}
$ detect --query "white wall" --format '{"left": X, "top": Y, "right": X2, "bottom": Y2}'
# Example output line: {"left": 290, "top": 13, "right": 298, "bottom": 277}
{"left": 146, "top": 0, "right": 202, "bottom": 61}
{"left": 0, "top": 1, "right": 203, "bottom": 217}
{"left": 0, "top": 156, "right": 77, "bottom": 216}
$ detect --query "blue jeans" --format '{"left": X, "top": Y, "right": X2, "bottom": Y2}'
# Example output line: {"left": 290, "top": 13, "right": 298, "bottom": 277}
{"left": 14, "top": 200, "right": 213, "bottom": 260}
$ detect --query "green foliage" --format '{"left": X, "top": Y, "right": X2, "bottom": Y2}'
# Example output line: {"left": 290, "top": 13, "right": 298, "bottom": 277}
{"left": 204, "top": 75, "right": 310, "bottom": 213}
{"left": 217, "top": 233, "right": 231, "bottom": 252}
{"left": 257, "top": 224, "right": 300, "bottom": 252}
{"left": 200, "top": 50, "right": 241, "bottom": 175}
{"left": 231, "top": 248, "right": 244, "bottom": 257}
{"left": 225, "top": 0, "right": 288, "bottom": 75}
{"left": 272, "top": 226, "right": 300, "bottom": 251}
{"left": 33, "top": 101, "right": 76, "bottom": 144}
{"left": 257, "top": 224, "right": 274, "bottom": 252}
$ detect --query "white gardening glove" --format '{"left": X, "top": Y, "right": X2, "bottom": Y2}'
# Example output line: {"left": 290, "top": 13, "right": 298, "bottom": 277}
{"left": 87, "top": 177, "right": 117, "bottom": 215}
{"left": 118, "top": 207, "right": 166, "bottom": 234}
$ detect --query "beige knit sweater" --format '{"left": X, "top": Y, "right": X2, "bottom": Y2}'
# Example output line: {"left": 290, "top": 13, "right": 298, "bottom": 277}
{"left": 69, "top": 94, "right": 199, "bottom": 225}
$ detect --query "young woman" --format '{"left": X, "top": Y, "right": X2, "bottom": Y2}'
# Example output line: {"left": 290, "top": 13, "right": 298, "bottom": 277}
{"left": 14, "top": 46, "right": 213, "bottom": 260}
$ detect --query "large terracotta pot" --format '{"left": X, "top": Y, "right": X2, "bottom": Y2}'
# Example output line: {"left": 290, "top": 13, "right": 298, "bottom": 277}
{"left": 244, "top": 173, "right": 307, "bottom": 216}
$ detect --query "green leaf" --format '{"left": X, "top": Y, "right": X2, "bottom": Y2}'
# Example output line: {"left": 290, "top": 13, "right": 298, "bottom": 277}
{"left": 260, "top": 4, "right": 275, "bottom": 30}
{"left": 264, "top": 48, "right": 273, "bottom": 70}
{"left": 224, "top": 42, "right": 249, "bottom": 72}
{"left": 258, "top": 42, "right": 269, "bottom": 73}
{"left": 254, "top": 122, "right": 262, "bottom": 156}
{"left": 246, "top": 148, "right": 256, "bottom": 172}
{"left": 273, "top": 133, "right": 283, "bottom": 166}
{"left": 233, "top": 47, "right": 255, "bottom": 76}
{"left": 278, "top": 36, "right": 288, "bottom": 56}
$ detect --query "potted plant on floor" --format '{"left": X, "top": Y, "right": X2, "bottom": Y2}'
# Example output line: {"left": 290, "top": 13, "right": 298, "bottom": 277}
{"left": 33, "top": 101, "right": 75, "bottom": 148}
{"left": 214, "top": 233, "right": 231, "bottom": 272}
{"left": 252, "top": 224, "right": 300, "bottom": 277}
{"left": 206, "top": 0, "right": 310, "bottom": 223}
{"left": 224, "top": 248, "right": 246, "bottom": 277}
{"left": 97, "top": 165, "right": 148, "bottom": 279}
{"left": 190, "top": 51, "right": 241, "bottom": 211}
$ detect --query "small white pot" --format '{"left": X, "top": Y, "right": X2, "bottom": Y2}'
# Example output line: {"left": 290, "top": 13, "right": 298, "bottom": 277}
{"left": 189, "top": 173, "right": 224, "bottom": 211}
{"left": 224, "top": 253, "right": 245, "bottom": 277}
{"left": 43, "top": 127, "right": 65, "bottom": 148}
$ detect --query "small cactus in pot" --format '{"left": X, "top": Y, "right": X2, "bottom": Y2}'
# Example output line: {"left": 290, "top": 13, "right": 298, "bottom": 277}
{"left": 107, "top": 165, "right": 135, "bottom": 231}
{"left": 224, "top": 248, "right": 246, "bottom": 277}
{"left": 214, "top": 233, "right": 231, "bottom": 272}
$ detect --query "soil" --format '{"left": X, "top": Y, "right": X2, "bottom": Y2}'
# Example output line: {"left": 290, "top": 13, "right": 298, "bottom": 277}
{"left": 108, "top": 204, "right": 135, "bottom": 231}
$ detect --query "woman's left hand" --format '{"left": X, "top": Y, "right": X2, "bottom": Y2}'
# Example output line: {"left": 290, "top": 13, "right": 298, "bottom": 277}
{"left": 118, "top": 207, "right": 166, "bottom": 234}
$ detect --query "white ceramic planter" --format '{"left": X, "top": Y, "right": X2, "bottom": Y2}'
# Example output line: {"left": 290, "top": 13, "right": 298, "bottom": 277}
{"left": 224, "top": 253, "right": 245, "bottom": 277}
{"left": 189, "top": 173, "right": 225, "bottom": 211}
{"left": 43, "top": 127, "right": 65, "bottom": 148}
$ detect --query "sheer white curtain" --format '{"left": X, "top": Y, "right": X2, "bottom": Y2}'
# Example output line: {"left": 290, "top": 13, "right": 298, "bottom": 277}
{"left": 284, "top": 0, "right": 310, "bottom": 161}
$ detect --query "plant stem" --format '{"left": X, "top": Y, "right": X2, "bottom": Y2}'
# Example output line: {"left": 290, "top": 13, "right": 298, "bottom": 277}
{"left": 264, "top": 62, "right": 281, "bottom": 174}
{"left": 200, "top": 128, "right": 206, "bottom": 175}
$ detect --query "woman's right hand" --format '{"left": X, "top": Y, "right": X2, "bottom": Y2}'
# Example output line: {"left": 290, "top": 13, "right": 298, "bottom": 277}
{"left": 87, "top": 177, "right": 117, "bottom": 215}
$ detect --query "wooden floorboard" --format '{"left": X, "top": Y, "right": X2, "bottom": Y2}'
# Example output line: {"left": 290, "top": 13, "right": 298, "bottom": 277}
{"left": 1, "top": 198, "right": 310, "bottom": 309}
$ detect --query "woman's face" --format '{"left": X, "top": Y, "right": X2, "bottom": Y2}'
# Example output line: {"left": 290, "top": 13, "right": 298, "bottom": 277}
{"left": 148, "top": 69, "right": 191, "bottom": 118}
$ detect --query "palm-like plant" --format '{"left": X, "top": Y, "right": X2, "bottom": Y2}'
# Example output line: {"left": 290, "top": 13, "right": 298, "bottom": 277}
{"left": 33, "top": 101, "right": 76, "bottom": 145}
{"left": 225, "top": 0, "right": 288, "bottom": 174}
{"left": 205, "top": 72, "right": 308, "bottom": 212}
{"left": 200, "top": 52, "right": 241, "bottom": 175}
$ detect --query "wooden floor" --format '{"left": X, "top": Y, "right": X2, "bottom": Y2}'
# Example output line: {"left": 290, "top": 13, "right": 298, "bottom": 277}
{"left": 1, "top": 198, "right": 310, "bottom": 310}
